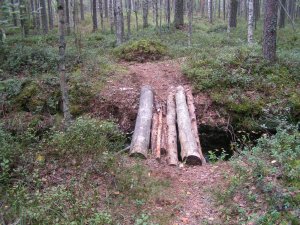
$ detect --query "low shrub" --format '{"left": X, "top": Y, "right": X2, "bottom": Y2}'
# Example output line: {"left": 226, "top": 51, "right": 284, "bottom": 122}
{"left": 114, "top": 39, "right": 168, "bottom": 62}
{"left": 50, "top": 117, "right": 125, "bottom": 156}
{"left": 213, "top": 126, "right": 300, "bottom": 224}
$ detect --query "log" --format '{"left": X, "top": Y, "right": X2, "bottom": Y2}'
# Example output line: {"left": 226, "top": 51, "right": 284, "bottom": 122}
{"left": 175, "top": 86, "right": 202, "bottom": 165}
{"left": 151, "top": 112, "right": 159, "bottom": 153}
{"left": 186, "top": 88, "right": 207, "bottom": 164}
{"left": 155, "top": 110, "right": 163, "bottom": 160}
{"left": 161, "top": 104, "right": 167, "bottom": 155}
{"left": 166, "top": 93, "right": 178, "bottom": 166}
{"left": 130, "top": 85, "right": 154, "bottom": 158}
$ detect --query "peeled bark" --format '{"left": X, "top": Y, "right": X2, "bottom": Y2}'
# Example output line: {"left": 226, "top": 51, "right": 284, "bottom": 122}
{"left": 186, "top": 88, "right": 206, "bottom": 164}
{"left": 176, "top": 86, "right": 202, "bottom": 165}
{"left": 155, "top": 110, "right": 163, "bottom": 160}
{"left": 130, "top": 86, "right": 154, "bottom": 158}
{"left": 151, "top": 112, "right": 159, "bottom": 153}
{"left": 167, "top": 93, "right": 178, "bottom": 166}
{"left": 263, "top": 0, "right": 278, "bottom": 62}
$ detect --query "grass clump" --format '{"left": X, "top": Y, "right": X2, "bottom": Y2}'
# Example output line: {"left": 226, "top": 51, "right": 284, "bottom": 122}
{"left": 50, "top": 116, "right": 125, "bottom": 156}
{"left": 212, "top": 125, "right": 300, "bottom": 224}
{"left": 114, "top": 39, "right": 168, "bottom": 62}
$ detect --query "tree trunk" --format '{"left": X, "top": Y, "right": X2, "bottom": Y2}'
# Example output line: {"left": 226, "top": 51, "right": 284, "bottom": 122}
{"left": 104, "top": 0, "right": 108, "bottom": 17}
{"left": 151, "top": 112, "right": 159, "bottom": 153}
{"left": 263, "top": 0, "right": 278, "bottom": 62}
{"left": 188, "top": 0, "right": 193, "bottom": 46}
{"left": 40, "top": 0, "right": 49, "bottom": 34}
{"left": 174, "top": 0, "right": 183, "bottom": 28}
{"left": 109, "top": 0, "right": 114, "bottom": 33}
{"left": 166, "top": 0, "right": 170, "bottom": 28}
{"left": 208, "top": 0, "right": 212, "bottom": 23}
{"left": 10, "top": 0, "right": 18, "bottom": 26}
{"left": 115, "top": 0, "right": 123, "bottom": 45}
{"left": 186, "top": 88, "right": 206, "bottom": 164}
{"left": 247, "top": 0, "right": 254, "bottom": 44}
{"left": 48, "top": 0, "right": 54, "bottom": 29}
{"left": 99, "top": 0, "right": 104, "bottom": 30}
{"left": 127, "top": 0, "right": 131, "bottom": 37}
{"left": 134, "top": 0, "right": 138, "bottom": 31}
{"left": 20, "top": 0, "right": 29, "bottom": 37}
{"left": 167, "top": 93, "right": 178, "bottom": 166}
{"left": 57, "top": 0, "right": 72, "bottom": 128}
{"left": 79, "top": 0, "right": 84, "bottom": 20}
{"left": 130, "top": 85, "right": 154, "bottom": 158}
{"left": 34, "top": 0, "right": 41, "bottom": 32}
{"left": 228, "top": 0, "right": 238, "bottom": 28}
{"left": 176, "top": 86, "right": 202, "bottom": 165}
{"left": 223, "top": 0, "right": 226, "bottom": 20}
{"left": 92, "top": 0, "right": 98, "bottom": 31}
{"left": 142, "top": 0, "right": 148, "bottom": 28}
{"left": 155, "top": 110, "right": 163, "bottom": 160}
{"left": 65, "top": 0, "right": 71, "bottom": 34}
{"left": 279, "top": 0, "right": 286, "bottom": 28}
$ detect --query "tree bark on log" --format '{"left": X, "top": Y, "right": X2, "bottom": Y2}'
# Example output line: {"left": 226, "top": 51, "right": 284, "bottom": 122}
{"left": 185, "top": 88, "right": 206, "bottom": 164}
{"left": 151, "top": 112, "right": 159, "bottom": 153}
{"left": 155, "top": 110, "right": 163, "bottom": 160}
{"left": 176, "top": 86, "right": 202, "bottom": 165}
{"left": 167, "top": 93, "right": 178, "bottom": 166}
{"left": 130, "top": 86, "right": 154, "bottom": 158}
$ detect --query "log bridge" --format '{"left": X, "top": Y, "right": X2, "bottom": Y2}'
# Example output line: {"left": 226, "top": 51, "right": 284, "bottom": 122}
{"left": 129, "top": 85, "right": 206, "bottom": 166}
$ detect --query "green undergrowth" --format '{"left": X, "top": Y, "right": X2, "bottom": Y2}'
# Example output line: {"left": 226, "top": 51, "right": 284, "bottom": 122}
{"left": 212, "top": 125, "right": 300, "bottom": 224}
{"left": 114, "top": 39, "right": 168, "bottom": 62}
{"left": 0, "top": 116, "right": 168, "bottom": 224}
{"left": 183, "top": 45, "right": 300, "bottom": 131}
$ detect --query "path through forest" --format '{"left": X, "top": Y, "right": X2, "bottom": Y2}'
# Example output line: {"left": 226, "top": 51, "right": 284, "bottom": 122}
{"left": 94, "top": 59, "right": 228, "bottom": 224}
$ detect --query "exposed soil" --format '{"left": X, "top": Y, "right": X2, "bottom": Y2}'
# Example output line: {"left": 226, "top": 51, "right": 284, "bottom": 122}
{"left": 90, "top": 59, "right": 231, "bottom": 224}
{"left": 92, "top": 59, "right": 226, "bottom": 132}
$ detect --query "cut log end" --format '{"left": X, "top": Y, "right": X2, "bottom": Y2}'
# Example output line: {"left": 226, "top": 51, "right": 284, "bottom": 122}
{"left": 184, "top": 156, "right": 202, "bottom": 166}
{"left": 129, "top": 152, "right": 147, "bottom": 159}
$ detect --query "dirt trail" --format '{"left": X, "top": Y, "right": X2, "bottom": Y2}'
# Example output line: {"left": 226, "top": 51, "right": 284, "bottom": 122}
{"left": 91, "top": 59, "right": 229, "bottom": 224}
{"left": 93, "top": 59, "right": 225, "bottom": 132}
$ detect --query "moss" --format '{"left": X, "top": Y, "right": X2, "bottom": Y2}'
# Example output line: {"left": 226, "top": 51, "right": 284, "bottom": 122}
{"left": 114, "top": 39, "right": 168, "bottom": 62}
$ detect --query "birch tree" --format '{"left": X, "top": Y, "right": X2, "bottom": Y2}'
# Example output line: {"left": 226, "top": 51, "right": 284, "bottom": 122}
{"left": 247, "top": 0, "right": 254, "bottom": 44}
{"left": 208, "top": 0, "right": 212, "bottom": 23}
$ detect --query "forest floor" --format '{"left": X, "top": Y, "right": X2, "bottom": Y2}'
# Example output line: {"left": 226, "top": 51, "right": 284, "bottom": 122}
{"left": 94, "top": 59, "right": 230, "bottom": 224}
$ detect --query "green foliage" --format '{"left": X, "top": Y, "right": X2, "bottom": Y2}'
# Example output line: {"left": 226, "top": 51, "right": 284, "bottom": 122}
{"left": 50, "top": 117, "right": 125, "bottom": 156}
{"left": 1, "top": 44, "right": 58, "bottom": 75}
{"left": 183, "top": 45, "right": 300, "bottom": 130}
{"left": 213, "top": 126, "right": 300, "bottom": 224}
{"left": 0, "top": 126, "right": 19, "bottom": 185}
{"left": 114, "top": 39, "right": 168, "bottom": 62}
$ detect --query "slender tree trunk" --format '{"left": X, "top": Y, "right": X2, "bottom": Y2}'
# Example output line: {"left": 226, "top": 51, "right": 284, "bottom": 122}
{"left": 223, "top": 0, "right": 226, "bottom": 20}
{"left": 228, "top": 0, "right": 238, "bottom": 30}
{"left": 166, "top": 0, "right": 170, "bottom": 28}
{"left": 142, "top": 0, "right": 148, "bottom": 28}
{"left": 279, "top": 0, "right": 286, "bottom": 28}
{"left": 248, "top": 0, "right": 254, "bottom": 44}
{"left": 65, "top": 0, "right": 71, "bottom": 34}
{"left": 208, "top": 0, "right": 212, "bottom": 23}
{"left": 80, "top": 0, "right": 84, "bottom": 20}
{"left": 218, "top": 0, "right": 220, "bottom": 18}
{"left": 35, "top": 0, "right": 41, "bottom": 32}
{"left": 109, "top": 0, "right": 114, "bottom": 32}
{"left": 115, "top": 0, "right": 123, "bottom": 44}
{"left": 57, "top": 0, "right": 72, "bottom": 127}
{"left": 48, "top": 0, "right": 54, "bottom": 29}
{"left": 263, "top": 0, "right": 278, "bottom": 62}
{"left": 20, "top": 0, "right": 29, "bottom": 37}
{"left": 188, "top": 0, "right": 193, "bottom": 47}
{"left": 92, "top": 0, "right": 98, "bottom": 31}
{"left": 174, "top": 0, "right": 183, "bottom": 28}
{"left": 126, "top": 0, "right": 131, "bottom": 37}
{"left": 134, "top": 0, "right": 138, "bottom": 31}
{"left": 10, "top": 0, "right": 18, "bottom": 26}
{"left": 40, "top": 0, "right": 49, "bottom": 33}
{"left": 99, "top": 0, "right": 104, "bottom": 30}
{"left": 104, "top": 0, "right": 108, "bottom": 17}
